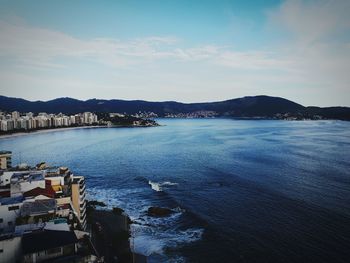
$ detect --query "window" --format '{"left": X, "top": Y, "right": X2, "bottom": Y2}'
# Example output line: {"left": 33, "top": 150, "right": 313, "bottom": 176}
{"left": 8, "top": 221, "right": 13, "bottom": 226}
{"left": 46, "top": 247, "right": 61, "bottom": 255}
{"left": 8, "top": 205, "right": 19, "bottom": 211}
{"left": 0, "top": 218, "right": 3, "bottom": 223}
{"left": 0, "top": 249, "right": 3, "bottom": 253}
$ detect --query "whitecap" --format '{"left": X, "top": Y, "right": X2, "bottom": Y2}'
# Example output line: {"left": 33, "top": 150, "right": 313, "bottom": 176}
{"left": 148, "top": 180, "right": 179, "bottom": 192}
{"left": 162, "top": 181, "right": 179, "bottom": 186}
{"left": 148, "top": 180, "right": 163, "bottom": 192}
{"left": 131, "top": 224, "right": 204, "bottom": 256}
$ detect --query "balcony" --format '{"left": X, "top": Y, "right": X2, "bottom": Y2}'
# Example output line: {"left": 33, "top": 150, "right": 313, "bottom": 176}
{"left": 79, "top": 201, "right": 86, "bottom": 211}
{"left": 79, "top": 184, "right": 86, "bottom": 195}
{"left": 79, "top": 179, "right": 85, "bottom": 187}
{"left": 80, "top": 211, "right": 86, "bottom": 222}
{"left": 79, "top": 192, "right": 86, "bottom": 202}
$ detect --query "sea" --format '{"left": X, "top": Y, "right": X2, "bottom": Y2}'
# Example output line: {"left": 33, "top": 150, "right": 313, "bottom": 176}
{"left": 1, "top": 118, "right": 350, "bottom": 263}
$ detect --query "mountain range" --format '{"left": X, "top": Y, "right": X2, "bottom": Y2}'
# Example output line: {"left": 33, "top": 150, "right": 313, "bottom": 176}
{"left": 0, "top": 95, "right": 349, "bottom": 120}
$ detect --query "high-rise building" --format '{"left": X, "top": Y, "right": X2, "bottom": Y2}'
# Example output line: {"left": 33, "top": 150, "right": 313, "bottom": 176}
{"left": 0, "top": 151, "right": 12, "bottom": 170}
{"left": 71, "top": 176, "right": 86, "bottom": 230}
{"left": 11, "top": 111, "right": 20, "bottom": 120}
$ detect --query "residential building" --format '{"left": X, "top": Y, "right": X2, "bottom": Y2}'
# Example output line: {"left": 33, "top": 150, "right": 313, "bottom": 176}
{"left": 0, "top": 111, "right": 98, "bottom": 133}
{"left": 0, "top": 196, "right": 24, "bottom": 234}
{"left": 11, "top": 111, "right": 20, "bottom": 120}
{"left": 22, "top": 229, "right": 78, "bottom": 263}
{"left": 71, "top": 176, "right": 87, "bottom": 230}
{"left": 0, "top": 234, "right": 22, "bottom": 263}
{"left": 0, "top": 151, "right": 12, "bottom": 170}
{"left": 0, "top": 156, "right": 96, "bottom": 262}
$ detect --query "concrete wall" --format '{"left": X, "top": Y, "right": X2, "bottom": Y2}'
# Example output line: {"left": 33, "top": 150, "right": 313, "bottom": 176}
{"left": 0, "top": 171, "right": 14, "bottom": 186}
{"left": 23, "top": 244, "right": 76, "bottom": 263}
{"left": 0, "top": 236, "right": 21, "bottom": 263}
{"left": 0, "top": 202, "right": 23, "bottom": 233}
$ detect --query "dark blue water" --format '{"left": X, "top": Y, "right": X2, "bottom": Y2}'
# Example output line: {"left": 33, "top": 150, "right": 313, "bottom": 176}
{"left": 1, "top": 119, "right": 350, "bottom": 262}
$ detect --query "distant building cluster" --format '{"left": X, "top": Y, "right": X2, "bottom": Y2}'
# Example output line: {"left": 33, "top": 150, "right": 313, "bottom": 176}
{"left": 132, "top": 111, "right": 158, "bottom": 118}
{"left": 0, "top": 151, "right": 97, "bottom": 262}
{"left": 165, "top": 110, "right": 218, "bottom": 118}
{"left": 110, "top": 112, "right": 159, "bottom": 119}
{"left": 0, "top": 111, "right": 98, "bottom": 132}
{"left": 274, "top": 113, "right": 323, "bottom": 121}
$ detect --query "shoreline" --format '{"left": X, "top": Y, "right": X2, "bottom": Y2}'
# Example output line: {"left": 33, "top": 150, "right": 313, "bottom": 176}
{"left": 87, "top": 201, "right": 148, "bottom": 263}
{"left": 0, "top": 125, "right": 105, "bottom": 139}
{"left": 0, "top": 123, "right": 160, "bottom": 140}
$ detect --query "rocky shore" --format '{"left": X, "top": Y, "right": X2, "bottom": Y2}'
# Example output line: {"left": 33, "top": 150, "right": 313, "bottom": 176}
{"left": 86, "top": 201, "right": 147, "bottom": 263}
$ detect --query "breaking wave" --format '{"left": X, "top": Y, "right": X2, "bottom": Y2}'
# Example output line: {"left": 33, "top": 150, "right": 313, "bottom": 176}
{"left": 148, "top": 180, "right": 179, "bottom": 192}
{"left": 87, "top": 186, "right": 203, "bottom": 262}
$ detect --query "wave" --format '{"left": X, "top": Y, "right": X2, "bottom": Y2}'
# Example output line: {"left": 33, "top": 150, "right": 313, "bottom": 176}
{"left": 131, "top": 225, "right": 204, "bottom": 256}
{"left": 162, "top": 181, "right": 179, "bottom": 186}
{"left": 149, "top": 180, "right": 163, "bottom": 192}
{"left": 148, "top": 180, "right": 179, "bottom": 192}
{"left": 87, "top": 186, "right": 203, "bottom": 262}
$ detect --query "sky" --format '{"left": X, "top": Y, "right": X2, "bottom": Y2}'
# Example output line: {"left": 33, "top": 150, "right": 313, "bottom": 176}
{"left": 0, "top": 0, "right": 349, "bottom": 106}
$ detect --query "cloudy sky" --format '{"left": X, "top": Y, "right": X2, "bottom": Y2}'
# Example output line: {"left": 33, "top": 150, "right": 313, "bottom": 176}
{"left": 0, "top": 0, "right": 349, "bottom": 106}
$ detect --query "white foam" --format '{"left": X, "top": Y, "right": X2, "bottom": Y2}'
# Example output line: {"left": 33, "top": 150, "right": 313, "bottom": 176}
{"left": 87, "top": 186, "right": 203, "bottom": 261}
{"left": 162, "top": 181, "right": 179, "bottom": 186}
{"left": 87, "top": 187, "right": 149, "bottom": 219}
{"left": 148, "top": 180, "right": 163, "bottom": 192}
{"left": 132, "top": 233, "right": 165, "bottom": 256}
{"left": 148, "top": 180, "right": 179, "bottom": 192}
{"left": 131, "top": 224, "right": 204, "bottom": 257}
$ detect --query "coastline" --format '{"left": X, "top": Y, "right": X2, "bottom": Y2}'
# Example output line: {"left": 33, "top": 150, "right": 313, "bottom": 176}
{"left": 0, "top": 125, "right": 105, "bottom": 139}
{"left": 0, "top": 123, "right": 161, "bottom": 140}
{"left": 0, "top": 117, "right": 336, "bottom": 141}
{"left": 87, "top": 201, "right": 148, "bottom": 263}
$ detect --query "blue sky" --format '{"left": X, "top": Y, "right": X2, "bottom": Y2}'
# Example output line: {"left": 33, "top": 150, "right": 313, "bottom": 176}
{"left": 0, "top": 0, "right": 349, "bottom": 106}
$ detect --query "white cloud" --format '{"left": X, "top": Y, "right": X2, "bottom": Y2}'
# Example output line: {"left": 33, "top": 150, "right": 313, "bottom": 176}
{"left": 0, "top": 19, "right": 290, "bottom": 71}
{"left": 0, "top": 20, "right": 182, "bottom": 67}
{"left": 267, "top": 0, "right": 350, "bottom": 46}
{"left": 265, "top": 0, "right": 350, "bottom": 102}
{"left": 0, "top": 0, "right": 349, "bottom": 107}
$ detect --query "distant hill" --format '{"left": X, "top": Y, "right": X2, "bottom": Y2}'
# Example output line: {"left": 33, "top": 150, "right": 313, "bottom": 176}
{"left": 0, "top": 95, "right": 349, "bottom": 120}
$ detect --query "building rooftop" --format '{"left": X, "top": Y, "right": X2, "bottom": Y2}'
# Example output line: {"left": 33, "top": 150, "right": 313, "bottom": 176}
{"left": 22, "top": 230, "right": 78, "bottom": 254}
{"left": 72, "top": 176, "right": 84, "bottom": 184}
{"left": 0, "top": 150, "right": 11, "bottom": 155}
{"left": 0, "top": 195, "right": 24, "bottom": 205}
{"left": 11, "top": 171, "right": 45, "bottom": 183}
{"left": 20, "top": 199, "right": 57, "bottom": 216}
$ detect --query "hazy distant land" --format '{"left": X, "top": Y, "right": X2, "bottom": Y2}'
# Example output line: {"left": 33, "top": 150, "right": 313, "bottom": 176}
{"left": 1, "top": 95, "right": 350, "bottom": 120}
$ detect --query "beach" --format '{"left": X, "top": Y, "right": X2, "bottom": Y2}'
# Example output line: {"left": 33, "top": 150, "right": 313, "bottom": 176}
{"left": 0, "top": 125, "right": 105, "bottom": 139}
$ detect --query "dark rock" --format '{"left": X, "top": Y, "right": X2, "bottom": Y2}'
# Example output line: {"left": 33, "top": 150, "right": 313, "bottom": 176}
{"left": 147, "top": 206, "right": 173, "bottom": 217}
{"left": 88, "top": 200, "right": 107, "bottom": 207}
{"left": 112, "top": 207, "right": 124, "bottom": 215}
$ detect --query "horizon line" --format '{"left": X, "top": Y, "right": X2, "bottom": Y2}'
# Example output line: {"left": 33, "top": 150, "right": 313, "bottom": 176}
{"left": 1, "top": 94, "right": 350, "bottom": 108}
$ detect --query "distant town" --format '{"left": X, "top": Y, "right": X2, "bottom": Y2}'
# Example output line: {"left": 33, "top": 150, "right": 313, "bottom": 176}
{"left": 0, "top": 109, "right": 328, "bottom": 135}
{"left": 0, "top": 111, "right": 99, "bottom": 132}
{"left": 0, "top": 111, "right": 158, "bottom": 134}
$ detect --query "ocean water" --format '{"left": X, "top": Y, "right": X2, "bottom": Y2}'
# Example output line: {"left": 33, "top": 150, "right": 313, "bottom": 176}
{"left": 1, "top": 119, "right": 350, "bottom": 262}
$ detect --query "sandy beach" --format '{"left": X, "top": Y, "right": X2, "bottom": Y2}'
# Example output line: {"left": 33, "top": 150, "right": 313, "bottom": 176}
{"left": 0, "top": 123, "right": 159, "bottom": 140}
{"left": 0, "top": 125, "right": 106, "bottom": 140}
